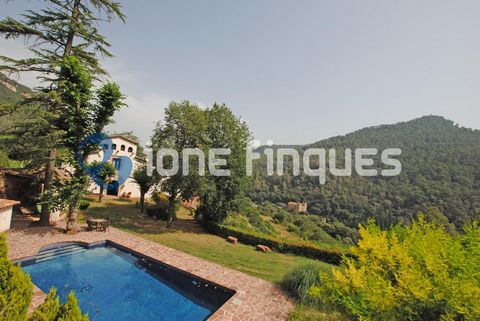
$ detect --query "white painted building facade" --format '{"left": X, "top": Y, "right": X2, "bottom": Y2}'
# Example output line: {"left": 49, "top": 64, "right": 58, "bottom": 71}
{"left": 86, "top": 135, "right": 146, "bottom": 198}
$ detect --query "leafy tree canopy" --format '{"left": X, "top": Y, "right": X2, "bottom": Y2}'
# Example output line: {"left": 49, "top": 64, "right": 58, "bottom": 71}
{"left": 150, "top": 101, "right": 251, "bottom": 225}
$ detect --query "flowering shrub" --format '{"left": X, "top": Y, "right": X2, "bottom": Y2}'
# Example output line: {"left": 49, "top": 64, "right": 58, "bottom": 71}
{"left": 311, "top": 218, "right": 480, "bottom": 321}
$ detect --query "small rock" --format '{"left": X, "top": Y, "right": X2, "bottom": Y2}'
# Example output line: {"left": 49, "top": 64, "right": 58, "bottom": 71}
{"left": 227, "top": 236, "right": 238, "bottom": 244}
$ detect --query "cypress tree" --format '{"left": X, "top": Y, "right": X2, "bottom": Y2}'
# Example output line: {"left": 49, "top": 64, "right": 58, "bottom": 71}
{"left": 0, "top": 234, "right": 89, "bottom": 321}
{"left": 0, "top": 234, "right": 32, "bottom": 321}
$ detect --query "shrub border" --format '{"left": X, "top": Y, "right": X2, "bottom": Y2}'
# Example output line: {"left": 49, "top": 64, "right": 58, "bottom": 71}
{"left": 205, "top": 221, "right": 350, "bottom": 265}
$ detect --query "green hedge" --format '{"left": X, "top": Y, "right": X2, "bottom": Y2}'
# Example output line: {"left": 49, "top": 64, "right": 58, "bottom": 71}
{"left": 205, "top": 222, "right": 349, "bottom": 264}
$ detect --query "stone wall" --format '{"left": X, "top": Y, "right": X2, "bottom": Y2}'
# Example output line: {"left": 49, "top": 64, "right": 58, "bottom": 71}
{"left": 287, "top": 201, "right": 308, "bottom": 213}
{"left": 0, "top": 170, "right": 42, "bottom": 205}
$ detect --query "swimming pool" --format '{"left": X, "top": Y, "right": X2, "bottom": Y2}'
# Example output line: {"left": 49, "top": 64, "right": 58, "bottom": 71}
{"left": 20, "top": 242, "right": 234, "bottom": 321}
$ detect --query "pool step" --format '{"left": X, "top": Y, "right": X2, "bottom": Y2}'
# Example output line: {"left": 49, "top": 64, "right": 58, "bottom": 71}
{"left": 38, "top": 244, "right": 84, "bottom": 256}
{"left": 36, "top": 245, "right": 87, "bottom": 263}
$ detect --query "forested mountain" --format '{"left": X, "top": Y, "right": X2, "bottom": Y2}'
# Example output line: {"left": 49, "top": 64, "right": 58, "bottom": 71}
{"left": 0, "top": 74, "right": 32, "bottom": 103}
{"left": 0, "top": 75, "right": 33, "bottom": 132}
{"left": 249, "top": 116, "right": 480, "bottom": 229}
{"left": 0, "top": 76, "right": 39, "bottom": 167}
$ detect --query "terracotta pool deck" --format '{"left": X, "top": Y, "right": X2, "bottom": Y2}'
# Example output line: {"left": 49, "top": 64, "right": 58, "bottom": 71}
{"left": 6, "top": 216, "right": 293, "bottom": 321}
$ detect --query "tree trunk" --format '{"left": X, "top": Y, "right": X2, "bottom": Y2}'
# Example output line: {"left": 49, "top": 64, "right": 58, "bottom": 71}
{"left": 166, "top": 195, "right": 176, "bottom": 227}
{"left": 99, "top": 184, "right": 104, "bottom": 202}
{"left": 66, "top": 200, "right": 79, "bottom": 233}
{"left": 140, "top": 192, "right": 145, "bottom": 213}
{"left": 64, "top": 0, "right": 82, "bottom": 57}
{"left": 39, "top": 149, "right": 56, "bottom": 226}
{"left": 50, "top": 0, "right": 81, "bottom": 229}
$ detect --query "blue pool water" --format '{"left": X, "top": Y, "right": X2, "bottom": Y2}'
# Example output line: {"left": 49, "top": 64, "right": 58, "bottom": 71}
{"left": 22, "top": 244, "right": 232, "bottom": 321}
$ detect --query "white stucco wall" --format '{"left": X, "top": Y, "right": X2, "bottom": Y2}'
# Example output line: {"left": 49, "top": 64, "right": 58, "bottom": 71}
{"left": 0, "top": 207, "right": 13, "bottom": 232}
{"left": 118, "top": 177, "right": 141, "bottom": 198}
{"left": 85, "top": 136, "right": 146, "bottom": 198}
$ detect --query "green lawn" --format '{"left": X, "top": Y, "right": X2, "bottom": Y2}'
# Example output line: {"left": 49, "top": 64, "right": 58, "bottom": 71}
{"left": 83, "top": 197, "right": 334, "bottom": 283}
{"left": 288, "top": 305, "right": 347, "bottom": 321}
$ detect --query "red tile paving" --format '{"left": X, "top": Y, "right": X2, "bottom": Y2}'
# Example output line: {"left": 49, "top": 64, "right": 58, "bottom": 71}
{"left": 5, "top": 216, "right": 293, "bottom": 321}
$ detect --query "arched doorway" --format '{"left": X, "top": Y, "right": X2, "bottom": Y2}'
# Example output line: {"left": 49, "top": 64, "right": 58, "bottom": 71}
{"left": 107, "top": 180, "right": 119, "bottom": 196}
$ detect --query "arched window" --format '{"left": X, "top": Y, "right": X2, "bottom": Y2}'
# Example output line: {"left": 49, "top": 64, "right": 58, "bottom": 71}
{"left": 111, "top": 144, "right": 117, "bottom": 150}
{"left": 128, "top": 147, "right": 133, "bottom": 153}
{"left": 120, "top": 145, "right": 126, "bottom": 151}
{"left": 103, "top": 144, "right": 109, "bottom": 150}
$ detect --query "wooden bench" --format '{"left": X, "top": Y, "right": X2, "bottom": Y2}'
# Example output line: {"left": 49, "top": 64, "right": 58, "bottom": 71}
{"left": 227, "top": 236, "right": 238, "bottom": 244}
{"left": 256, "top": 245, "right": 272, "bottom": 253}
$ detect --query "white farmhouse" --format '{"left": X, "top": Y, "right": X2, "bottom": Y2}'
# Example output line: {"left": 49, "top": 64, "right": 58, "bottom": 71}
{"left": 86, "top": 135, "right": 146, "bottom": 198}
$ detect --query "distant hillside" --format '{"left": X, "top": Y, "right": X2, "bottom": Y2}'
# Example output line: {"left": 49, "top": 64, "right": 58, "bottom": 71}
{"left": 0, "top": 75, "right": 35, "bottom": 167}
{"left": 249, "top": 116, "right": 480, "bottom": 229}
{"left": 0, "top": 74, "right": 32, "bottom": 104}
{"left": 0, "top": 75, "right": 33, "bottom": 131}
{"left": 254, "top": 144, "right": 303, "bottom": 154}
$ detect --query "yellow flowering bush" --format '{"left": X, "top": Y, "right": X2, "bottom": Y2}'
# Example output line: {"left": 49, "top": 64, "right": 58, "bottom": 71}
{"left": 311, "top": 217, "right": 480, "bottom": 320}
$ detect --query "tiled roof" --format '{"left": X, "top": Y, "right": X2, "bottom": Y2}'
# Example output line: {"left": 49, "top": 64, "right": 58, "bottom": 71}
{"left": 0, "top": 168, "right": 41, "bottom": 179}
{"left": 109, "top": 135, "right": 139, "bottom": 146}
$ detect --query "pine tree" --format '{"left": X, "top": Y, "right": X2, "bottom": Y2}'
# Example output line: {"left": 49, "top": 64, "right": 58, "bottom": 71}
{"left": 0, "top": 0, "right": 125, "bottom": 226}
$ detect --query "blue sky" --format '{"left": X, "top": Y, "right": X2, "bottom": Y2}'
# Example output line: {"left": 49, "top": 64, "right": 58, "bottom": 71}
{"left": 1, "top": 0, "right": 480, "bottom": 145}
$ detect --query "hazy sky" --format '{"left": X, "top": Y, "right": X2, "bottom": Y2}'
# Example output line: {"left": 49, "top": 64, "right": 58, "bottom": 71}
{"left": 1, "top": 0, "right": 479, "bottom": 145}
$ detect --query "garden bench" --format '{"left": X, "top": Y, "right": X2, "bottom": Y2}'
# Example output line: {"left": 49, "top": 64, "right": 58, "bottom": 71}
{"left": 256, "top": 245, "right": 272, "bottom": 253}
